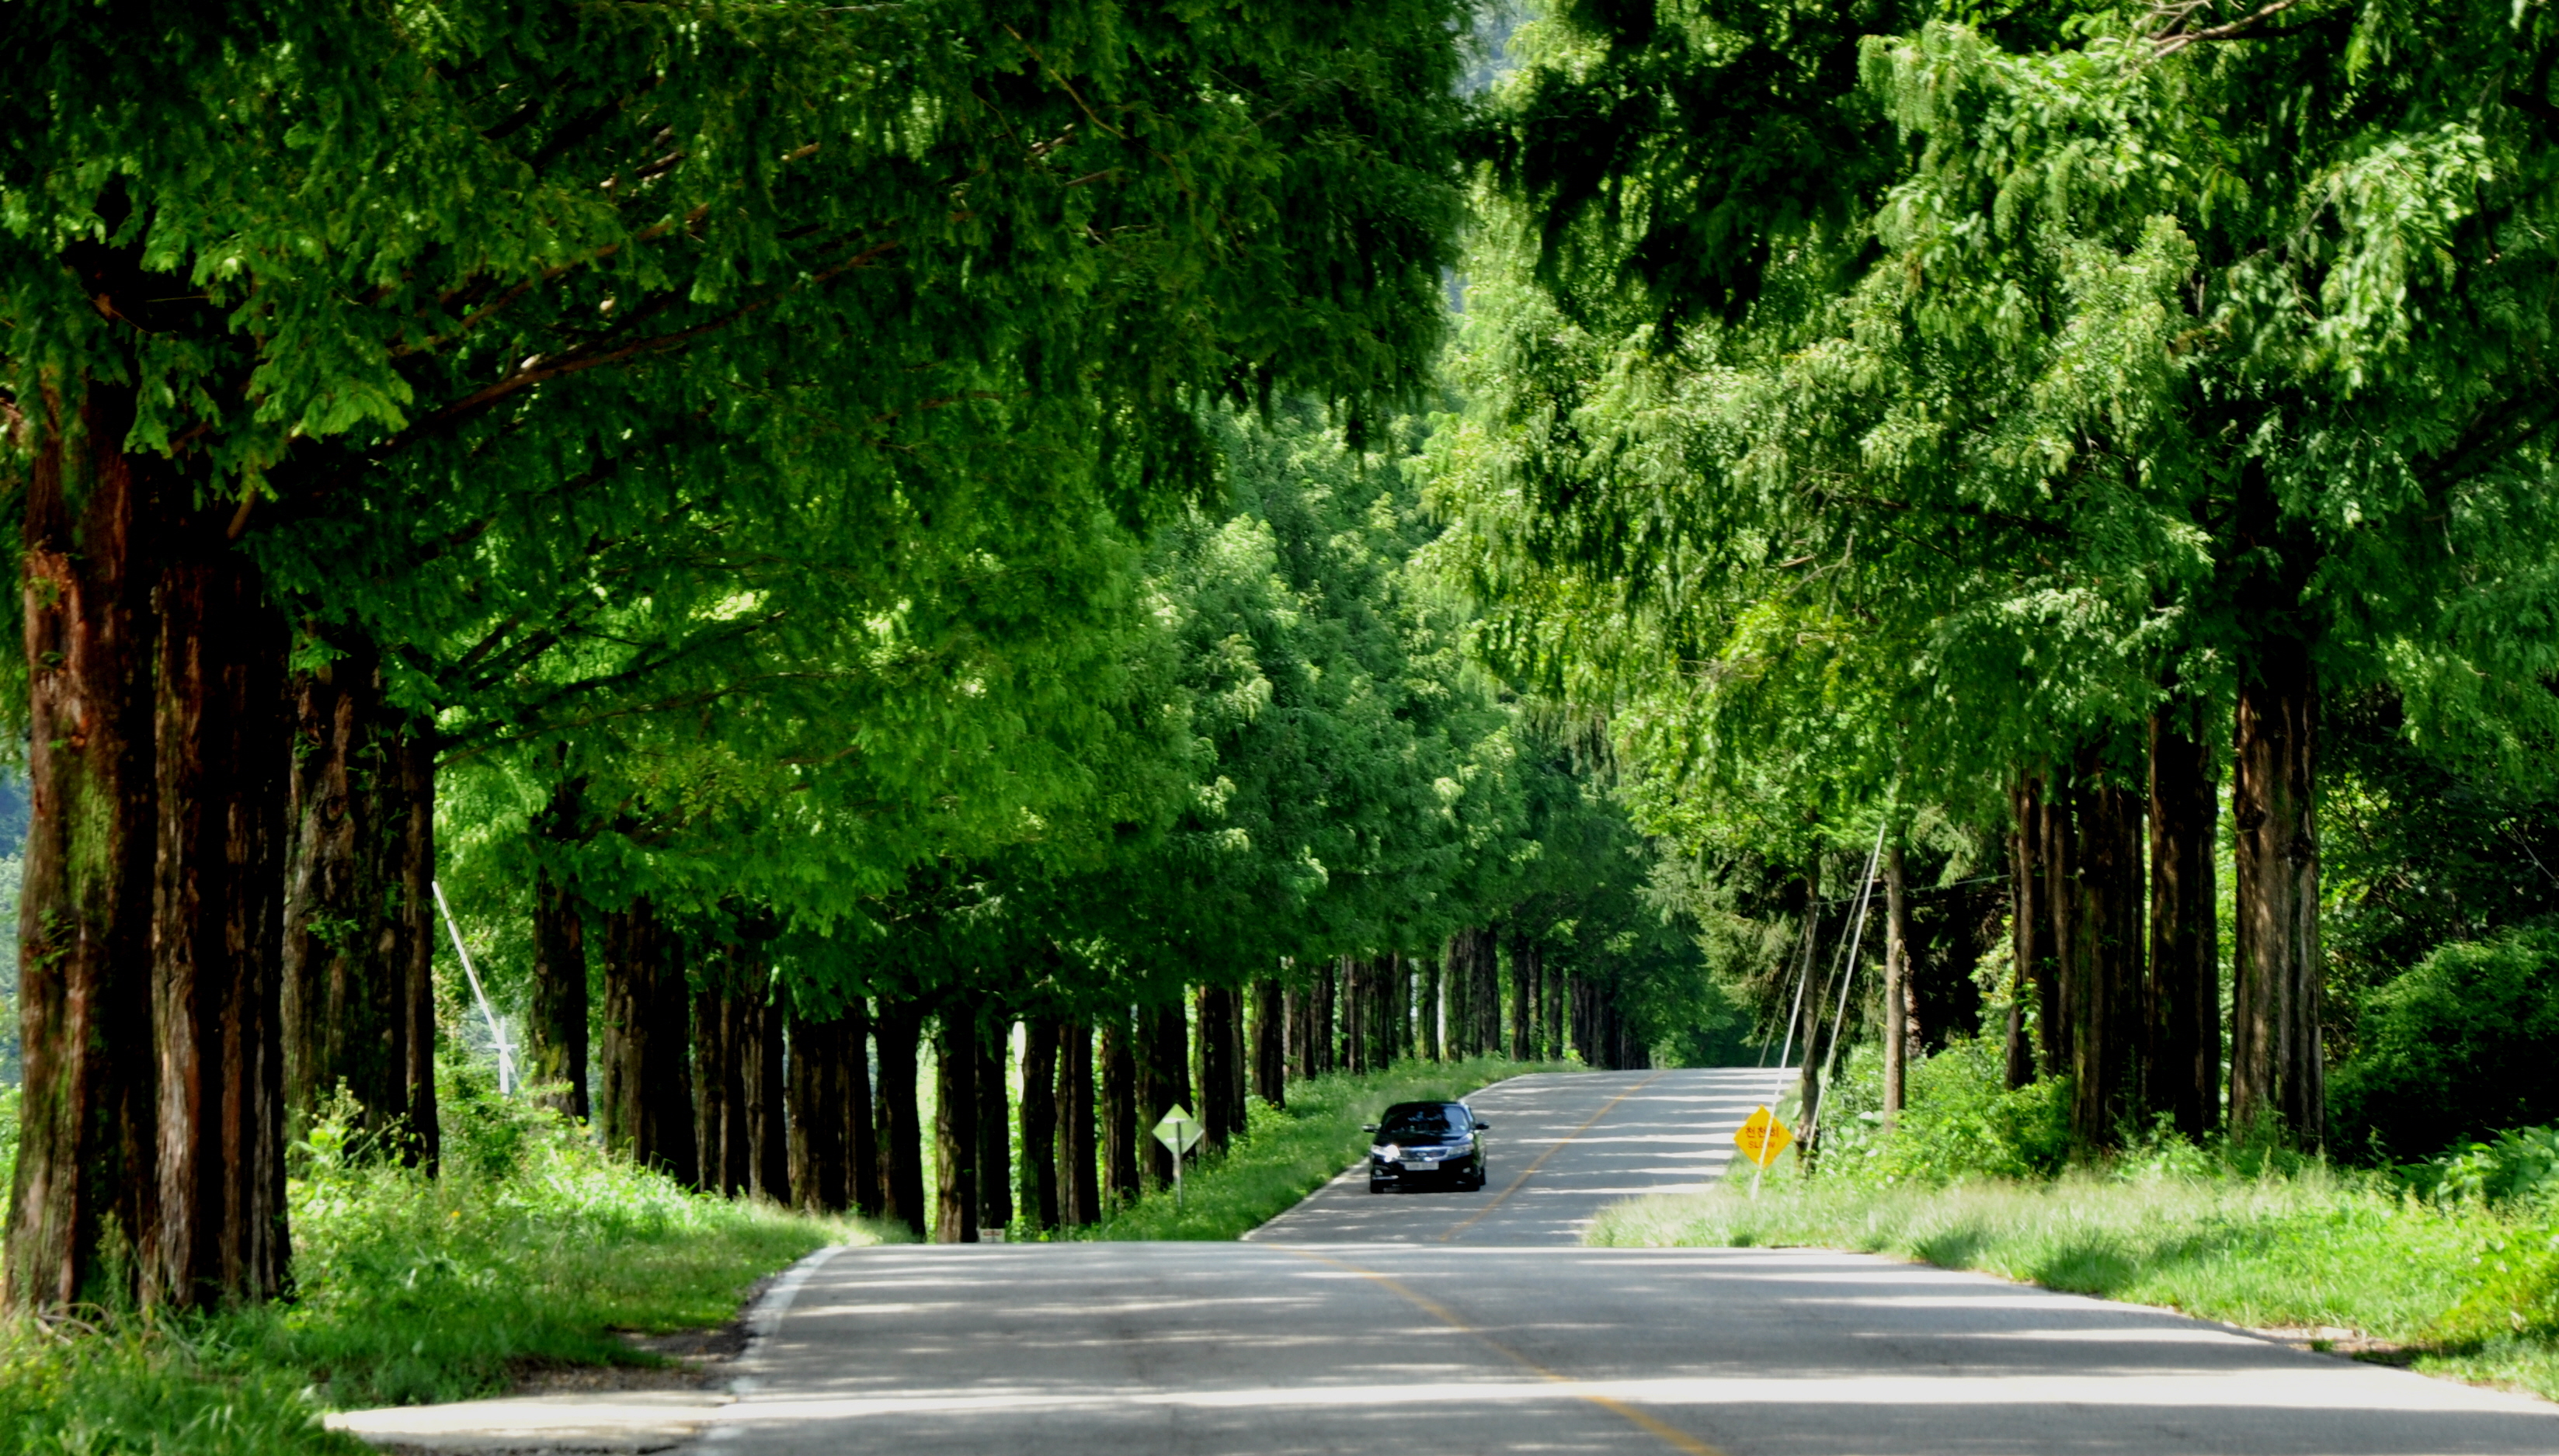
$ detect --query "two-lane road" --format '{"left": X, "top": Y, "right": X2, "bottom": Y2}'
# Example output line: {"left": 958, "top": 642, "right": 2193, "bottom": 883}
{"left": 694, "top": 1068, "right": 2559, "bottom": 1454}
{"left": 1252, "top": 1067, "right": 1770, "bottom": 1245}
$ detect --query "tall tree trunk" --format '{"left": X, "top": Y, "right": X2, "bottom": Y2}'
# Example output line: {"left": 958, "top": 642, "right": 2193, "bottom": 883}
{"left": 1021, "top": 1016, "right": 1060, "bottom": 1232}
{"left": 1065, "top": 1020, "right": 1100, "bottom": 1224}
{"left": 5, "top": 371, "right": 158, "bottom": 1318}
{"left": 1478, "top": 928, "right": 1503, "bottom": 1057}
{"left": 746, "top": 981, "right": 788, "bottom": 1203}
{"left": 934, "top": 1006, "right": 979, "bottom": 1242}
{"left": 2067, "top": 766, "right": 2147, "bottom": 1148}
{"left": 1443, "top": 936, "right": 1470, "bottom": 1059}
{"left": 1198, "top": 986, "right": 1236, "bottom": 1150}
{"left": 1421, "top": 956, "right": 1442, "bottom": 1062}
{"left": 2005, "top": 776, "right": 2046, "bottom": 1089}
{"left": 2039, "top": 781, "right": 2077, "bottom": 1081}
{"left": 599, "top": 901, "right": 697, "bottom": 1187}
{"left": 1100, "top": 1010, "right": 1139, "bottom": 1207}
{"left": 1508, "top": 934, "right": 1531, "bottom": 1061}
{"left": 1313, "top": 961, "right": 1337, "bottom": 1074}
{"left": 2149, "top": 693, "right": 2221, "bottom": 1139}
{"left": 786, "top": 1008, "right": 850, "bottom": 1213}
{"left": 1253, "top": 977, "right": 1286, "bottom": 1110}
{"left": 844, "top": 999, "right": 880, "bottom": 1218}
{"left": 1882, "top": 839, "right": 1911, "bottom": 1124}
{"left": 975, "top": 1016, "right": 1011, "bottom": 1233}
{"left": 1141, "top": 1000, "right": 1190, "bottom": 1188}
{"left": 873, "top": 999, "right": 925, "bottom": 1235}
{"left": 694, "top": 979, "right": 749, "bottom": 1197}
{"left": 1340, "top": 958, "right": 1365, "bottom": 1074}
{"left": 147, "top": 539, "right": 291, "bottom": 1309}
{"left": 391, "top": 733, "right": 439, "bottom": 1170}
{"left": 527, "top": 870, "right": 590, "bottom": 1123}
{"left": 281, "top": 643, "right": 425, "bottom": 1154}
{"left": 2232, "top": 640, "right": 2322, "bottom": 1144}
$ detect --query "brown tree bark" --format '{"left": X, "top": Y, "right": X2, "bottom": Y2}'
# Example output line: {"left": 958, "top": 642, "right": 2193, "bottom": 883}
{"left": 1140, "top": 1000, "right": 1190, "bottom": 1188}
{"left": 1253, "top": 977, "right": 1286, "bottom": 1110}
{"left": 746, "top": 982, "right": 788, "bottom": 1203}
{"left": 843, "top": 999, "right": 880, "bottom": 1219}
{"left": 975, "top": 1015, "right": 1011, "bottom": 1233}
{"left": 1420, "top": 956, "right": 1442, "bottom": 1062}
{"left": 524, "top": 770, "right": 590, "bottom": 1124}
{"left": 2005, "top": 776, "right": 2047, "bottom": 1089}
{"left": 147, "top": 536, "right": 292, "bottom": 1309}
{"left": 1020, "top": 1016, "right": 1061, "bottom": 1231}
{"left": 2232, "top": 641, "right": 2323, "bottom": 1144}
{"left": 934, "top": 1005, "right": 979, "bottom": 1242}
{"left": 391, "top": 733, "right": 440, "bottom": 1171}
{"left": 873, "top": 999, "right": 925, "bottom": 1235}
{"left": 8, "top": 381, "right": 165, "bottom": 1312}
{"left": 2067, "top": 766, "right": 2147, "bottom": 1148}
{"left": 599, "top": 900, "right": 697, "bottom": 1187}
{"left": 281, "top": 642, "right": 429, "bottom": 1155}
{"left": 2039, "top": 782, "right": 2077, "bottom": 1081}
{"left": 1100, "top": 1010, "right": 1139, "bottom": 1208}
{"left": 527, "top": 868, "right": 589, "bottom": 1123}
{"left": 1312, "top": 961, "right": 1336, "bottom": 1074}
{"left": 786, "top": 1007, "right": 851, "bottom": 1213}
{"left": 1508, "top": 932, "right": 1537, "bottom": 1062}
{"left": 694, "top": 979, "right": 749, "bottom": 1197}
{"left": 1198, "top": 985, "right": 1236, "bottom": 1150}
{"left": 1882, "top": 839, "right": 1911, "bottom": 1124}
{"left": 2149, "top": 693, "right": 2222, "bottom": 1139}
{"left": 1065, "top": 1020, "right": 1101, "bottom": 1224}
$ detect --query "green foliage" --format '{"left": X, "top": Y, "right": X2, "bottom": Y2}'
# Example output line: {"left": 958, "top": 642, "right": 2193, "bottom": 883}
{"left": 2406, "top": 1125, "right": 2559, "bottom": 1211}
{"left": 1062, "top": 1058, "right": 1577, "bottom": 1242}
{"left": 1815, "top": 1038, "right": 2073, "bottom": 1184}
{"left": 0, "top": 1065, "right": 890, "bottom": 1450}
{"left": 2331, "top": 929, "right": 2559, "bottom": 1162}
{"left": 1587, "top": 1166, "right": 2559, "bottom": 1395}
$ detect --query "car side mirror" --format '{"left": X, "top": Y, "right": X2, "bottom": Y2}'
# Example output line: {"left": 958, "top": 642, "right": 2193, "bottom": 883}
{"left": 1472, "top": 1121, "right": 1492, "bottom": 1130}
{"left": 1362, "top": 1123, "right": 1379, "bottom": 1132}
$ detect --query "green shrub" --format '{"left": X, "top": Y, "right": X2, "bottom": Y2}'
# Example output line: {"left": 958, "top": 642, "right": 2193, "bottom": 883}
{"left": 0, "top": 1062, "right": 887, "bottom": 1453}
{"left": 2331, "top": 927, "right": 2559, "bottom": 1161}
{"left": 1809, "top": 1037, "right": 2073, "bottom": 1184}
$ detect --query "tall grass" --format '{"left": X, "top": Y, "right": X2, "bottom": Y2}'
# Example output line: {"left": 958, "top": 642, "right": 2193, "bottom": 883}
{"left": 1061, "top": 1057, "right": 1579, "bottom": 1242}
{"left": 0, "top": 1063, "right": 895, "bottom": 1455}
{"left": 1593, "top": 1037, "right": 2559, "bottom": 1402}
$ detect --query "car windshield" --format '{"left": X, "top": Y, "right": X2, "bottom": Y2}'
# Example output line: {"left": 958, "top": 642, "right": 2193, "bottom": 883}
{"left": 1378, "top": 1104, "right": 1464, "bottom": 1138}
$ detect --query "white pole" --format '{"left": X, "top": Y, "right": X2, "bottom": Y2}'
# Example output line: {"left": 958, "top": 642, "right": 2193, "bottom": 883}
{"left": 1806, "top": 817, "right": 1889, "bottom": 1151}
{"left": 432, "top": 879, "right": 517, "bottom": 1095}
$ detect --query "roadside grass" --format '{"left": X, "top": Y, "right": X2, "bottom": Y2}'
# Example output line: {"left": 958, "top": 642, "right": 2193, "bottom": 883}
{"left": 1060, "top": 1057, "right": 1580, "bottom": 1242}
{"left": 0, "top": 1065, "right": 897, "bottom": 1455}
{"left": 1593, "top": 1040, "right": 2559, "bottom": 1402}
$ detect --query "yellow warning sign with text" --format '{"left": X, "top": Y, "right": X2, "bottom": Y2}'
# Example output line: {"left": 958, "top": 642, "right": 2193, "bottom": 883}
{"left": 1734, "top": 1106, "right": 1793, "bottom": 1167}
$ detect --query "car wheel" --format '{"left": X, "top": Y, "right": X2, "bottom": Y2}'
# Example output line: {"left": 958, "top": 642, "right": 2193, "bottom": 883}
{"left": 1368, "top": 1179, "right": 1388, "bottom": 1194}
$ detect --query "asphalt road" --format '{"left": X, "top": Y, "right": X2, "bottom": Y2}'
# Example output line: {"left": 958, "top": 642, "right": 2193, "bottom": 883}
{"left": 694, "top": 1067, "right": 2559, "bottom": 1455}
{"left": 333, "top": 1066, "right": 2559, "bottom": 1454}
{"left": 1250, "top": 1066, "right": 1773, "bottom": 1244}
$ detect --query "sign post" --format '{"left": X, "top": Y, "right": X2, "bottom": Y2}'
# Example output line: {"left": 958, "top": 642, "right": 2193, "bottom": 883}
{"left": 1152, "top": 1104, "right": 1206, "bottom": 1210}
{"left": 1733, "top": 1105, "right": 1795, "bottom": 1200}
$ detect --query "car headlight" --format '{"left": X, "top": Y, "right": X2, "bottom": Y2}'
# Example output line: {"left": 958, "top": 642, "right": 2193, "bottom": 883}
{"left": 1371, "top": 1143, "right": 1399, "bottom": 1161}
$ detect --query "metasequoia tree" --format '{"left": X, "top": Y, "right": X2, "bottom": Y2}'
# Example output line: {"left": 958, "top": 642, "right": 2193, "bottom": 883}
{"left": 1455, "top": 0, "right": 2559, "bottom": 1148}
{"left": 2, "top": 0, "right": 1477, "bottom": 1304}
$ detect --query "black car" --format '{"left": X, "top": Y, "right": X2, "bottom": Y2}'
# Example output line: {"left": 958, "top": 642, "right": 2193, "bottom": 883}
{"left": 1364, "top": 1100, "right": 1490, "bottom": 1192}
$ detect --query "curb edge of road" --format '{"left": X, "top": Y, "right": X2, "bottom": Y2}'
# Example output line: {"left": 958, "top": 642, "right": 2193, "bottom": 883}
{"left": 732, "top": 1243, "right": 853, "bottom": 1390}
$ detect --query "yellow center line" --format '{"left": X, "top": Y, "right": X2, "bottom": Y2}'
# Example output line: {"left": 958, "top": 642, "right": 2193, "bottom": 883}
{"left": 1279, "top": 1246, "right": 1733, "bottom": 1456}
{"left": 1438, "top": 1069, "right": 1666, "bottom": 1242}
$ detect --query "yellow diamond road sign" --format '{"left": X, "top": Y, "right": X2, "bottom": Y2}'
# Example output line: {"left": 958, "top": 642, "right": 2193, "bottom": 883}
{"left": 1153, "top": 1104, "right": 1205, "bottom": 1156}
{"left": 1734, "top": 1105, "right": 1793, "bottom": 1168}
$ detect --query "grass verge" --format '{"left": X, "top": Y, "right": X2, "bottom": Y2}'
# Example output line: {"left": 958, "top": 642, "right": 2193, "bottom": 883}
{"left": 0, "top": 1066, "right": 897, "bottom": 1456}
{"left": 1590, "top": 1144, "right": 2559, "bottom": 1402}
{"left": 1062, "top": 1056, "right": 1580, "bottom": 1242}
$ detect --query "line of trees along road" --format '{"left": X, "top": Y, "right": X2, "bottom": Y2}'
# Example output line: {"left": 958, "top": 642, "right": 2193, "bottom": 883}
{"left": 1431, "top": 2, "right": 2559, "bottom": 1158}
{"left": 0, "top": 0, "right": 1754, "bottom": 1294}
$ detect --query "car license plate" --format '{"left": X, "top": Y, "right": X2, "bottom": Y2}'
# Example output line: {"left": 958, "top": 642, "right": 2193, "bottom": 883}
{"left": 1406, "top": 1159, "right": 1438, "bottom": 1170}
